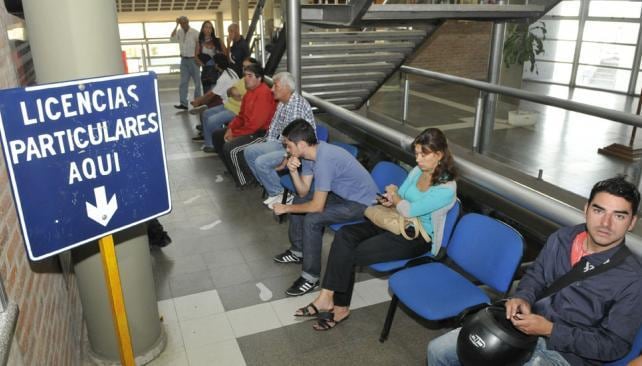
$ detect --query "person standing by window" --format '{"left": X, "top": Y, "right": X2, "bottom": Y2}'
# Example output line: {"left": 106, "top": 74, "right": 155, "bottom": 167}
{"left": 197, "top": 20, "right": 226, "bottom": 93}
{"left": 170, "top": 16, "right": 201, "bottom": 110}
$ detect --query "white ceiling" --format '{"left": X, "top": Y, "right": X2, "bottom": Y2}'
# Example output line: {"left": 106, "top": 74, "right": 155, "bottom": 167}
{"left": 115, "top": 0, "right": 263, "bottom": 21}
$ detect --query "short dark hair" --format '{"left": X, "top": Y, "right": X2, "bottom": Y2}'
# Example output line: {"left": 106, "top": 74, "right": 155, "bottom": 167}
{"left": 589, "top": 177, "right": 640, "bottom": 214}
{"left": 243, "top": 63, "right": 264, "bottom": 80}
{"left": 244, "top": 57, "right": 259, "bottom": 66}
{"left": 281, "top": 119, "right": 317, "bottom": 145}
{"left": 213, "top": 53, "right": 229, "bottom": 70}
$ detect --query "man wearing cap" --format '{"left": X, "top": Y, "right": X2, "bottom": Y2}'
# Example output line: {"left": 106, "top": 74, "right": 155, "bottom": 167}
{"left": 170, "top": 16, "right": 201, "bottom": 110}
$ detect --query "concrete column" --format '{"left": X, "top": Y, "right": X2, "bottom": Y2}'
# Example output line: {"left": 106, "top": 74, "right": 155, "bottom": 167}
{"left": 216, "top": 11, "right": 225, "bottom": 41}
{"left": 240, "top": 0, "right": 249, "bottom": 36}
{"left": 21, "top": 0, "right": 164, "bottom": 364}
{"left": 231, "top": 0, "right": 240, "bottom": 26}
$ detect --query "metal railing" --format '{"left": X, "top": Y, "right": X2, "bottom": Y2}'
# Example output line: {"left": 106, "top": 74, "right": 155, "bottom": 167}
{"left": 302, "top": 87, "right": 642, "bottom": 258}
{"left": 398, "top": 65, "right": 642, "bottom": 151}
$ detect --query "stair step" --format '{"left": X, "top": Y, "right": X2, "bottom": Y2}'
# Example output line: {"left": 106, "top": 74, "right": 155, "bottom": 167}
{"left": 276, "top": 62, "right": 395, "bottom": 75}
{"left": 302, "top": 41, "right": 416, "bottom": 54}
{"left": 303, "top": 81, "right": 379, "bottom": 93}
{"left": 301, "top": 29, "right": 426, "bottom": 42}
{"left": 302, "top": 72, "right": 386, "bottom": 83}
{"left": 283, "top": 52, "right": 404, "bottom": 66}
{"left": 309, "top": 89, "right": 371, "bottom": 99}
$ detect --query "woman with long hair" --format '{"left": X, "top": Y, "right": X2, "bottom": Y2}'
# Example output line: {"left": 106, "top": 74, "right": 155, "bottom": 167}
{"left": 197, "top": 20, "right": 226, "bottom": 92}
{"left": 294, "top": 128, "right": 458, "bottom": 331}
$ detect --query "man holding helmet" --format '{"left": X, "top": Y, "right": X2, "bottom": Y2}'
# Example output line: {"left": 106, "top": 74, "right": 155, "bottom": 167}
{"left": 428, "top": 177, "right": 642, "bottom": 365}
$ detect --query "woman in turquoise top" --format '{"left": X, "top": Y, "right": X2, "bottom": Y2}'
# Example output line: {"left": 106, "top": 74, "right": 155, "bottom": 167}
{"left": 293, "top": 128, "right": 457, "bottom": 330}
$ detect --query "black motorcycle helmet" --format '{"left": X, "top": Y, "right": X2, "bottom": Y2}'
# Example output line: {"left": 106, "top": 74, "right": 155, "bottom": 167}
{"left": 457, "top": 305, "right": 538, "bottom": 366}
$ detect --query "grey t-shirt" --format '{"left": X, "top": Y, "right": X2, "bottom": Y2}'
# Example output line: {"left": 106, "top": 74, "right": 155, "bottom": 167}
{"left": 301, "top": 141, "right": 377, "bottom": 206}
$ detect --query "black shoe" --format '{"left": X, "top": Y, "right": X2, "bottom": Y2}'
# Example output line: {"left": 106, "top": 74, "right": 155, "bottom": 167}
{"left": 286, "top": 277, "right": 318, "bottom": 296}
{"left": 196, "top": 125, "right": 203, "bottom": 131}
{"left": 174, "top": 104, "right": 188, "bottom": 110}
{"left": 192, "top": 135, "right": 204, "bottom": 142}
{"left": 273, "top": 249, "right": 302, "bottom": 264}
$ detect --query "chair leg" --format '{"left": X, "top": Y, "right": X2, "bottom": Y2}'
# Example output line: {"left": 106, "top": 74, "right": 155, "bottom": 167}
{"left": 379, "top": 295, "right": 399, "bottom": 343}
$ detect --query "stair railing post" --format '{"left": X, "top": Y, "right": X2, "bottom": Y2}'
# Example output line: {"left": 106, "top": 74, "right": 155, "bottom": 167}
{"left": 473, "top": 91, "right": 486, "bottom": 153}
{"left": 259, "top": 14, "right": 267, "bottom": 67}
{"left": 286, "top": 0, "right": 301, "bottom": 92}
{"left": 402, "top": 72, "right": 410, "bottom": 125}
{"left": 480, "top": 0, "right": 506, "bottom": 153}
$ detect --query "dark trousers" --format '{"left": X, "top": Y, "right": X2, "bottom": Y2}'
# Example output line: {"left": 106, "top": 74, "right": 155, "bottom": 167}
{"left": 322, "top": 220, "right": 429, "bottom": 307}
{"left": 212, "top": 128, "right": 265, "bottom": 187}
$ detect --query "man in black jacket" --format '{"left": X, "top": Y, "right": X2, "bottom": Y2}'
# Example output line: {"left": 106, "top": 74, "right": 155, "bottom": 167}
{"left": 428, "top": 177, "right": 642, "bottom": 366}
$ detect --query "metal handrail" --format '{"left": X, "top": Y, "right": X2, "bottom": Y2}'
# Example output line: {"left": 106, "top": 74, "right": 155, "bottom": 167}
{"left": 302, "top": 91, "right": 642, "bottom": 257}
{"left": 246, "top": 0, "right": 267, "bottom": 52}
{"left": 399, "top": 65, "right": 642, "bottom": 129}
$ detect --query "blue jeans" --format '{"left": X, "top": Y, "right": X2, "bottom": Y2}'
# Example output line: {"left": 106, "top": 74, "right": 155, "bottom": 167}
{"left": 203, "top": 105, "right": 235, "bottom": 148}
{"left": 244, "top": 141, "right": 285, "bottom": 196}
{"left": 288, "top": 193, "right": 367, "bottom": 282}
{"left": 179, "top": 57, "right": 202, "bottom": 107}
{"left": 427, "top": 328, "right": 570, "bottom": 366}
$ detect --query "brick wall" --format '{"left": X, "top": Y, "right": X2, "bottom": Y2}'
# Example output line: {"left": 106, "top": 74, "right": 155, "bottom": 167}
{"left": 0, "top": 4, "right": 83, "bottom": 366}
{"left": 407, "top": 20, "right": 492, "bottom": 80}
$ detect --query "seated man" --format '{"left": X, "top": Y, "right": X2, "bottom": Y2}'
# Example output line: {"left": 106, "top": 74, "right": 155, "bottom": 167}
{"left": 212, "top": 63, "right": 276, "bottom": 185}
{"left": 272, "top": 120, "right": 378, "bottom": 296}
{"left": 244, "top": 71, "right": 315, "bottom": 206}
{"left": 428, "top": 176, "right": 642, "bottom": 366}
{"left": 196, "top": 57, "right": 257, "bottom": 148}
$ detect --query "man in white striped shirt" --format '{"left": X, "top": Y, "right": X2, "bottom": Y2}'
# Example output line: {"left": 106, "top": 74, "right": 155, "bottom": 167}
{"left": 170, "top": 16, "right": 202, "bottom": 110}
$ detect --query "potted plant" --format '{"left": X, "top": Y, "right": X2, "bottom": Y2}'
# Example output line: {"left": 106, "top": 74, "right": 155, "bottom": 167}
{"left": 501, "top": 21, "right": 546, "bottom": 126}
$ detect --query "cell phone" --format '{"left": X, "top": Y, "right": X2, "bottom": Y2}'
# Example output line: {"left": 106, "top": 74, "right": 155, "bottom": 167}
{"left": 376, "top": 193, "right": 388, "bottom": 202}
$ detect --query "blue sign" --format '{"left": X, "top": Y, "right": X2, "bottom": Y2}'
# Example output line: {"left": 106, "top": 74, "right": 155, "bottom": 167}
{"left": 0, "top": 72, "right": 171, "bottom": 260}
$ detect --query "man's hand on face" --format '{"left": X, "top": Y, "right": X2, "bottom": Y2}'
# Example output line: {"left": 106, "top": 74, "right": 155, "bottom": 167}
{"left": 286, "top": 156, "right": 301, "bottom": 173}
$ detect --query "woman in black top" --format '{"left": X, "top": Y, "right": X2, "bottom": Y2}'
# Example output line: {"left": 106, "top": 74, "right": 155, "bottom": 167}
{"left": 197, "top": 21, "right": 226, "bottom": 92}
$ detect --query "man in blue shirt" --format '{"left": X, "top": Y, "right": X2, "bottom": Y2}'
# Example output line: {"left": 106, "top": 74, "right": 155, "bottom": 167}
{"left": 273, "top": 119, "right": 378, "bottom": 296}
{"left": 428, "top": 177, "right": 642, "bottom": 366}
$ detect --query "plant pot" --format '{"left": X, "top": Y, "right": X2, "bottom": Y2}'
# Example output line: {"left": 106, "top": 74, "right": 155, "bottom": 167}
{"left": 508, "top": 110, "right": 538, "bottom": 126}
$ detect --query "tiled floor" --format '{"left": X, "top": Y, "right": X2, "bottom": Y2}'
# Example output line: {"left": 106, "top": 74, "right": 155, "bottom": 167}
{"left": 147, "top": 75, "right": 639, "bottom": 365}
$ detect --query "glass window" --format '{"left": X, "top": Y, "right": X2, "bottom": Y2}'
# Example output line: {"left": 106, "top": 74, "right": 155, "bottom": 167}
{"left": 121, "top": 44, "right": 145, "bottom": 58}
{"left": 540, "top": 20, "right": 579, "bottom": 40}
{"left": 144, "top": 22, "right": 177, "bottom": 38}
{"left": 588, "top": 1, "right": 642, "bottom": 18}
{"left": 538, "top": 40, "right": 576, "bottom": 63}
{"left": 148, "top": 43, "right": 179, "bottom": 57}
{"left": 576, "top": 65, "right": 631, "bottom": 91}
{"left": 579, "top": 42, "right": 635, "bottom": 68}
{"left": 523, "top": 61, "right": 572, "bottom": 84}
{"left": 547, "top": 0, "right": 581, "bottom": 16}
{"left": 119, "top": 23, "right": 144, "bottom": 39}
{"left": 582, "top": 21, "right": 640, "bottom": 44}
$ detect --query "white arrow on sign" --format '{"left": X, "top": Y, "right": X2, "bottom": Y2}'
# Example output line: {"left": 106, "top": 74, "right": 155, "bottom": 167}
{"left": 85, "top": 186, "right": 118, "bottom": 227}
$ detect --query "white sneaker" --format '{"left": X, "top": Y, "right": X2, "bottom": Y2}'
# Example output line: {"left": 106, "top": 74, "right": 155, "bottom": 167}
{"left": 263, "top": 194, "right": 283, "bottom": 206}
{"left": 285, "top": 193, "right": 294, "bottom": 204}
{"left": 268, "top": 193, "right": 294, "bottom": 210}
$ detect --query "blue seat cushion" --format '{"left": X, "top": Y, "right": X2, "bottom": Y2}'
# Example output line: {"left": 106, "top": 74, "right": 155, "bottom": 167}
{"left": 369, "top": 252, "right": 435, "bottom": 272}
{"left": 329, "top": 220, "right": 364, "bottom": 232}
{"left": 389, "top": 263, "right": 490, "bottom": 320}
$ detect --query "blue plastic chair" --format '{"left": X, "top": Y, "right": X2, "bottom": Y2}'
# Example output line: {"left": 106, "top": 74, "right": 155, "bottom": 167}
{"left": 316, "top": 124, "right": 329, "bottom": 142}
{"left": 380, "top": 213, "right": 524, "bottom": 342}
{"left": 368, "top": 199, "right": 461, "bottom": 272}
{"left": 605, "top": 326, "right": 642, "bottom": 365}
{"left": 328, "top": 161, "right": 408, "bottom": 232}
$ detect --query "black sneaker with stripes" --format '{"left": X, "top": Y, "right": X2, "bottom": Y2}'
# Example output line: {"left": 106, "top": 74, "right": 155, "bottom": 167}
{"left": 285, "top": 276, "right": 318, "bottom": 296}
{"left": 273, "top": 249, "right": 302, "bottom": 264}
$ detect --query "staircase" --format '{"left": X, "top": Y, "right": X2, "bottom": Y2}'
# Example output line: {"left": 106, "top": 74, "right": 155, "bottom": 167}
{"left": 268, "top": 0, "right": 562, "bottom": 110}
{"left": 275, "top": 27, "right": 435, "bottom": 110}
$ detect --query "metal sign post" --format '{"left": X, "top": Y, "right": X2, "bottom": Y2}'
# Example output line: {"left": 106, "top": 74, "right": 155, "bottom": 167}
{"left": 99, "top": 234, "right": 135, "bottom": 366}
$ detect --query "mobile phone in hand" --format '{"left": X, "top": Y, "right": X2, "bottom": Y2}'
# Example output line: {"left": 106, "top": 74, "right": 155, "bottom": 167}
{"left": 376, "top": 193, "right": 388, "bottom": 203}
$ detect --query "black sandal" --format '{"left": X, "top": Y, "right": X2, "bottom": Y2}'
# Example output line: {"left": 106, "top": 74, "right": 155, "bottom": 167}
{"left": 295, "top": 303, "right": 328, "bottom": 317}
{"left": 313, "top": 311, "right": 350, "bottom": 331}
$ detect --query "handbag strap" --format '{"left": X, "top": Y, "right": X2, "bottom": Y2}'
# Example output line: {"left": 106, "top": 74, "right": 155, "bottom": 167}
{"left": 537, "top": 244, "right": 631, "bottom": 301}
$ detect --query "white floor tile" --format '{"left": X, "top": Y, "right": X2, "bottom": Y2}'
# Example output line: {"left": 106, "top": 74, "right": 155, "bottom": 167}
{"left": 353, "top": 278, "right": 391, "bottom": 306}
{"left": 226, "top": 303, "right": 281, "bottom": 338}
{"left": 158, "top": 299, "right": 178, "bottom": 323}
{"left": 162, "top": 320, "right": 186, "bottom": 354}
{"left": 186, "top": 339, "right": 246, "bottom": 366}
{"left": 174, "top": 290, "right": 225, "bottom": 321}
{"left": 147, "top": 349, "right": 189, "bottom": 366}
{"left": 269, "top": 292, "right": 318, "bottom": 327}
{"left": 179, "top": 313, "right": 235, "bottom": 350}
